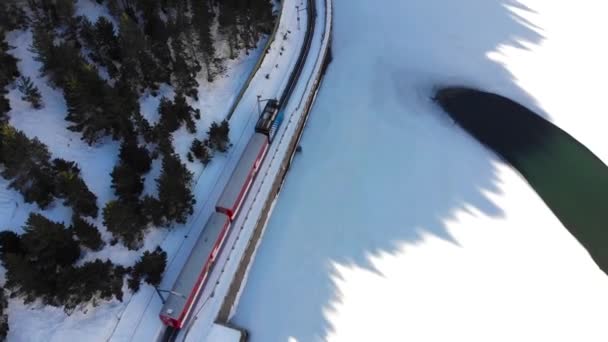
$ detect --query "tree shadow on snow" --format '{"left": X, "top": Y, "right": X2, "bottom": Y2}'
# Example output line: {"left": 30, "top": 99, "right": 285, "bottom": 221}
{"left": 232, "top": 0, "right": 545, "bottom": 340}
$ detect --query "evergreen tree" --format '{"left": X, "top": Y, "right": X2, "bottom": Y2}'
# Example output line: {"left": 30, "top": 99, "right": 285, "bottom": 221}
{"left": 79, "top": 17, "right": 121, "bottom": 78}
{"left": 3, "top": 213, "right": 80, "bottom": 306}
{"left": 0, "top": 1, "right": 28, "bottom": 32}
{"left": 141, "top": 195, "right": 164, "bottom": 227}
{"left": 103, "top": 200, "right": 147, "bottom": 249}
{"left": 110, "top": 163, "right": 143, "bottom": 201}
{"left": 0, "top": 215, "right": 125, "bottom": 311}
{"left": 0, "top": 37, "right": 19, "bottom": 121}
{"left": 118, "top": 13, "right": 168, "bottom": 93}
{"left": 53, "top": 159, "right": 99, "bottom": 218}
{"left": 206, "top": 119, "right": 230, "bottom": 152}
{"left": 190, "top": 138, "right": 211, "bottom": 165}
{"left": 0, "top": 36, "right": 19, "bottom": 89}
{"left": 0, "top": 288, "right": 8, "bottom": 341}
{"left": 171, "top": 37, "right": 199, "bottom": 100}
{"left": 156, "top": 153, "right": 195, "bottom": 224}
{"left": 191, "top": 0, "right": 216, "bottom": 81}
{"left": 70, "top": 215, "right": 104, "bottom": 251}
{"left": 21, "top": 214, "right": 80, "bottom": 270}
{"left": 158, "top": 94, "right": 198, "bottom": 134}
{"left": 63, "top": 65, "right": 114, "bottom": 143}
{"left": 63, "top": 259, "right": 126, "bottom": 310}
{"left": 17, "top": 76, "right": 44, "bottom": 109}
{"left": 128, "top": 246, "right": 166, "bottom": 291}
{"left": 31, "top": 19, "right": 63, "bottom": 86}
{"left": 28, "top": 0, "right": 76, "bottom": 27}
{"left": 0, "top": 231, "right": 23, "bottom": 266}
{"left": 0, "top": 124, "right": 55, "bottom": 208}
{"left": 119, "top": 139, "right": 152, "bottom": 174}
{"left": 218, "top": 0, "right": 239, "bottom": 59}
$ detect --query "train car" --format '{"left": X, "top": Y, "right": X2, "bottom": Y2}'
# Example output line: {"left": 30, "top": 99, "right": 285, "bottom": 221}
{"left": 255, "top": 99, "right": 284, "bottom": 143}
{"left": 255, "top": 99, "right": 280, "bottom": 136}
{"left": 159, "top": 212, "right": 231, "bottom": 329}
{"left": 216, "top": 133, "right": 269, "bottom": 220}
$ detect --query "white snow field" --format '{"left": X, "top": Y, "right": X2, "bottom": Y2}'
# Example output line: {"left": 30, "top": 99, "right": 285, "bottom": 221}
{"left": 232, "top": 1, "right": 608, "bottom": 342}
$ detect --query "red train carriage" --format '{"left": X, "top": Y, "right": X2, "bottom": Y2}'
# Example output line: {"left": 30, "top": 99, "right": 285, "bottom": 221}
{"left": 159, "top": 213, "right": 231, "bottom": 328}
{"left": 215, "top": 133, "right": 269, "bottom": 220}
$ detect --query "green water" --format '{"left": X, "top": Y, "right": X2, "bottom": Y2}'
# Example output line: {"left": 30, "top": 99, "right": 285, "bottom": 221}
{"left": 520, "top": 135, "right": 608, "bottom": 265}
{"left": 436, "top": 87, "right": 608, "bottom": 274}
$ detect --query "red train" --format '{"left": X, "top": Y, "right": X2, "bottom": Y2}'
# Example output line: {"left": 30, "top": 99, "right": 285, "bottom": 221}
{"left": 159, "top": 100, "right": 279, "bottom": 329}
{"left": 158, "top": 0, "right": 317, "bottom": 329}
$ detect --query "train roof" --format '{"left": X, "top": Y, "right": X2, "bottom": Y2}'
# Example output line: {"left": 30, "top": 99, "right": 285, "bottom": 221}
{"left": 160, "top": 212, "right": 230, "bottom": 322}
{"left": 216, "top": 133, "right": 268, "bottom": 212}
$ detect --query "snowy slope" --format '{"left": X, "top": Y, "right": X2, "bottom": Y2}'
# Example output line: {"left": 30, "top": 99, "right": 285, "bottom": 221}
{"left": 232, "top": 0, "right": 608, "bottom": 341}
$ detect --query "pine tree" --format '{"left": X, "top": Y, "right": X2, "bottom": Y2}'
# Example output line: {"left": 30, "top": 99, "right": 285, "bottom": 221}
{"left": 191, "top": 0, "right": 216, "bottom": 82}
{"left": 156, "top": 153, "right": 195, "bottom": 224}
{"left": 0, "top": 37, "right": 19, "bottom": 121}
{"left": 0, "top": 36, "right": 19, "bottom": 89}
{"left": 218, "top": 0, "right": 239, "bottom": 59}
{"left": 0, "top": 124, "right": 56, "bottom": 208}
{"left": 207, "top": 119, "right": 230, "bottom": 152}
{"left": 17, "top": 76, "right": 44, "bottom": 109}
{"left": 190, "top": 138, "right": 211, "bottom": 166}
{"left": 70, "top": 215, "right": 104, "bottom": 251}
{"left": 0, "top": 1, "right": 28, "bottom": 32}
{"left": 28, "top": 0, "right": 76, "bottom": 27}
{"left": 53, "top": 159, "right": 99, "bottom": 218}
{"left": 158, "top": 94, "right": 198, "bottom": 134}
{"left": 103, "top": 200, "right": 147, "bottom": 250}
{"left": 63, "top": 259, "right": 126, "bottom": 310}
{"left": 0, "top": 231, "right": 23, "bottom": 266}
{"left": 79, "top": 17, "right": 121, "bottom": 78}
{"left": 171, "top": 37, "right": 199, "bottom": 100}
{"left": 110, "top": 163, "right": 144, "bottom": 201}
{"left": 0, "top": 288, "right": 8, "bottom": 341}
{"left": 141, "top": 195, "right": 164, "bottom": 227}
{"left": 119, "top": 139, "right": 152, "bottom": 174}
{"left": 128, "top": 246, "right": 166, "bottom": 291}
{"left": 3, "top": 214, "right": 80, "bottom": 306}
{"left": 22, "top": 213, "right": 80, "bottom": 270}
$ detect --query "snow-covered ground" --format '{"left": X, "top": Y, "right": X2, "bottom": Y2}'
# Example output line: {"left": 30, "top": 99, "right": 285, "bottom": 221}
{"left": 232, "top": 0, "right": 608, "bottom": 341}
